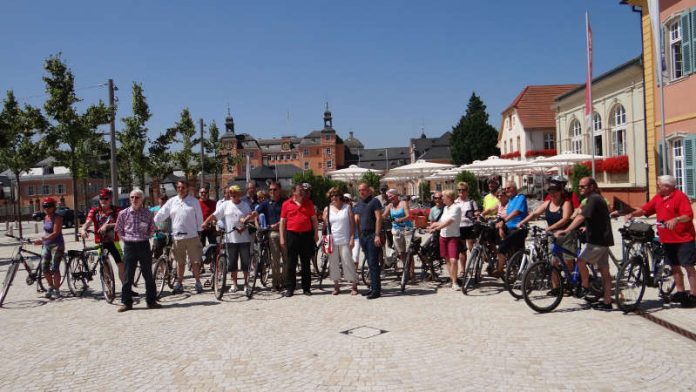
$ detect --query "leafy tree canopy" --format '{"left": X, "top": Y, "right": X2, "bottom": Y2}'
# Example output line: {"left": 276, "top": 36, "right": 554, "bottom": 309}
{"left": 450, "top": 92, "right": 500, "bottom": 165}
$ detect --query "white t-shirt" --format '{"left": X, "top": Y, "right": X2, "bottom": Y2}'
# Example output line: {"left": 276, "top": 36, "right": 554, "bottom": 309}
{"left": 455, "top": 198, "right": 478, "bottom": 227}
{"left": 326, "top": 204, "right": 352, "bottom": 245}
{"left": 212, "top": 200, "right": 252, "bottom": 244}
{"left": 440, "top": 204, "right": 461, "bottom": 238}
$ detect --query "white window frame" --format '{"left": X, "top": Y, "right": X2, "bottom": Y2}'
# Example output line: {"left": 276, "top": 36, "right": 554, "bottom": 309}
{"left": 42, "top": 185, "right": 51, "bottom": 195}
{"left": 669, "top": 19, "right": 683, "bottom": 80}
{"left": 327, "top": 160, "right": 333, "bottom": 169}
{"left": 27, "top": 186, "right": 34, "bottom": 196}
{"left": 543, "top": 133, "right": 555, "bottom": 150}
{"left": 325, "top": 147, "right": 332, "bottom": 156}
{"left": 56, "top": 184, "right": 65, "bottom": 194}
{"left": 593, "top": 113, "right": 603, "bottom": 156}
{"left": 610, "top": 105, "right": 626, "bottom": 156}
{"left": 673, "top": 139, "right": 685, "bottom": 191}
{"left": 570, "top": 120, "right": 582, "bottom": 154}
{"left": 303, "top": 161, "right": 309, "bottom": 170}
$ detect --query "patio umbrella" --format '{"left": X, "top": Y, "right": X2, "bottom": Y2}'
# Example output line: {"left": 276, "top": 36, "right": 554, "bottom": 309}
{"left": 535, "top": 152, "right": 604, "bottom": 165}
{"left": 326, "top": 165, "right": 383, "bottom": 181}
{"left": 386, "top": 159, "right": 455, "bottom": 178}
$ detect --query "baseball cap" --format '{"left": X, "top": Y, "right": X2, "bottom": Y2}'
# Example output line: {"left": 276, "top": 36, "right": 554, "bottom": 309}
{"left": 98, "top": 188, "right": 112, "bottom": 198}
{"left": 41, "top": 197, "right": 57, "bottom": 207}
{"left": 301, "top": 182, "right": 312, "bottom": 190}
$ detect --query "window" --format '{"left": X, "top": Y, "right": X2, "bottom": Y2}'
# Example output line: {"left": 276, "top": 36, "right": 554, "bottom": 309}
{"left": 610, "top": 105, "right": 626, "bottom": 156}
{"left": 42, "top": 185, "right": 51, "bottom": 195}
{"left": 303, "top": 148, "right": 309, "bottom": 157}
{"left": 303, "top": 161, "right": 309, "bottom": 170}
{"left": 292, "top": 153, "right": 297, "bottom": 160}
{"left": 27, "top": 186, "right": 34, "bottom": 196}
{"left": 674, "top": 140, "right": 685, "bottom": 190}
{"left": 324, "top": 134, "right": 331, "bottom": 141}
{"left": 318, "top": 162, "right": 322, "bottom": 169}
{"left": 570, "top": 119, "right": 582, "bottom": 153}
{"left": 516, "top": 136, "right": 521, "bottom": 153}
{"left": 543, "top": 133, "right": 555, "bottom": 150}
{"left": 504, "top": 141, "right": 508, "bottom": 154}
{"left": 325, "top": 147, "right": 332, "bottom": 156}
{"left": 593, "top": 113, "right": 603, "bottom": 156}
{"left": 327, "top": 160, "right": 333, "bottom": 169}
{"left": 669, "top": 19, "right": 683, "bottom": 79}
{"left": 56, "top": 184, "right": 65, "bottom": 194}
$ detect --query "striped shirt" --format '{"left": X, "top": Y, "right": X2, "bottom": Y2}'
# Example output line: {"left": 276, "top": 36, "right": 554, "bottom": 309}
{"left": 115, "top": 206, "right": 155, "bottom": 242}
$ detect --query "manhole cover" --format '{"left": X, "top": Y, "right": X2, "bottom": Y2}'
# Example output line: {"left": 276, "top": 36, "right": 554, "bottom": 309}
{"left": 340, "top": 326, "right": 389, "bottom": 339}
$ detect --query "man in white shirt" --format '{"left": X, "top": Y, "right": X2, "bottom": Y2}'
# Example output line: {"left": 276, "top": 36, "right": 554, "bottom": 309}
{"left": 154, "top": 180, "right": 205, "bottom": 294}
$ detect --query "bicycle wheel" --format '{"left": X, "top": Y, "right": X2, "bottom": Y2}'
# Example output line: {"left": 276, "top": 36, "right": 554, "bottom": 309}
{"left": 259, "top": 247, "right": 271, "bottom": 287}
{"left": 615, "top": 259, "right": 647, "bottom": 312}
{"left": 213, "top": 254, "right": 227, "bottom": 301}
{"left": 153, "top": 257, "right": 169, "bottom": 299}
{"left": 504, "top": 250, "right": 526, "bottom": 299}
{"left": 461, "top": 248, "right": 480, "bottom": 295}
{"left": 655, "top": 257, "right": 676, "bottom": 298}
{"left": 132, "top": 263, "right": 142, "bottom": 288}
{"left": 67, "top": 256, "right": 88, "bottom": 297}
{"left": 400, "top": 253, "right": 414, "bottom": 293}
{"left": 522, "top": 260, "right": 563, "bottom": 313}
{"left": 246, "top": 250, "right": 259, "bottom": 299}
{"left": 0, "top": 260, "right": 20, "bottom": 306}
{"left": 99, "top": 260, "right": 116, "bottom": 303}
{"left": 59, "top": 256, "right": 69, "bottom": 288}
{"left": 36, "top": 262, "right": 46, "bottom": 293}
{"left": 360, "top": 257, "right": 371, "bottom": 286}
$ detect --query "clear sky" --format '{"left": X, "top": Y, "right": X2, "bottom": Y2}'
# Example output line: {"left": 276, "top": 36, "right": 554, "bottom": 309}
{"left": 1, "top": 1, "right": 642, "bottom": 149}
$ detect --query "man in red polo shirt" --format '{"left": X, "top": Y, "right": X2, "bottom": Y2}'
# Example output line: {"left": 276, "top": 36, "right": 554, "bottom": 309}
{"left": 280, "top": 183, "right": 319, "bottom": 297}
{"left": 199, "top": 187, "right": 217, "bottom": 247}
{"left": 625, "top": 175, "right": 696, "bottom": 308}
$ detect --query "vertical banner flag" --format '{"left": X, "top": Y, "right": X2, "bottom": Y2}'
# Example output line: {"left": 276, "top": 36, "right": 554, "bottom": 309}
{"left": 647, "top": 0, "right": 663, "bottom": 86}
{"left": 585, "top": 12, "right": 595, "bottom": 175}
{"left": 245, "top": 154, "right": 251, "bottom": 183}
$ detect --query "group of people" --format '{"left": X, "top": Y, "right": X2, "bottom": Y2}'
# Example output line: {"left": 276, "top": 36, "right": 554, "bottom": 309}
{"left": 31, "top": 171, "right": 696, "bottom": 312}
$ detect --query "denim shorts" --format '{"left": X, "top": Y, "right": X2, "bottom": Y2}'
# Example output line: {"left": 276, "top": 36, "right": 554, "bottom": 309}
{"left": 41, "top": 244, "right": 65, "bottom": 272}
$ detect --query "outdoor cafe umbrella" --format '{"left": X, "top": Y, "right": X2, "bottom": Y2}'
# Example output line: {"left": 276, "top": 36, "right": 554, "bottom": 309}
{"left": 386, "top": 159, "right": 455, "bottom": 178}
{"left": 326, "top": 165, "right": 383, "bottom": 181}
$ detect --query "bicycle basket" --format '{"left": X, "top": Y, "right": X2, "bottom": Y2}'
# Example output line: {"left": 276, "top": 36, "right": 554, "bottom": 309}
{"left": 626, "top": 222, "right": 654, "bottom": 243}
{"left": 480, "top": 224, "right": 497, "bottom": 244}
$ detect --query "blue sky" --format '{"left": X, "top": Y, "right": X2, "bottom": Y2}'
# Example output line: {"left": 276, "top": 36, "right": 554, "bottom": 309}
{"left": 1, "top": 1, "right": 642, "bottom": 149}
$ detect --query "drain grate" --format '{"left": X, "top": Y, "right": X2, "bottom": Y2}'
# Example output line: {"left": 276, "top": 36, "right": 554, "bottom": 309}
{"left": 340, "top": 326, "right": 389, "bottom": 339}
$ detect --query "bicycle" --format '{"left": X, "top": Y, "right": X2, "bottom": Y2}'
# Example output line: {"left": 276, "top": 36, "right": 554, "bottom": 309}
{"left": 1, "top": 235, "right": 52, "bottom": 306}
{"left": 521, "top": 235, "right": 607, "bottom": 313}
{"left": 400, "top": 228, "right": 422, "bottom": 293}
{"left": 360, "top": 218, "right": 399, "bottom": 286}
{"left": 65, "top": 236, "right": 117, "bottom": 303}
{"left": 614, "top": 220, "right": 676, "bottom": 312}
{"left": 416, "top": 230, "right": 445, "bottom": 282}
{"left": 504, "top": 225, "right": 552, "bottom": 300}
{"left": 152, "top": 232, "right": 176, "bottom": 299}
{"left": 461, "top": 220, "right": 500, "bottom": 295}
{"left": 246, "top": 224, "right": 272, "bottom": 299}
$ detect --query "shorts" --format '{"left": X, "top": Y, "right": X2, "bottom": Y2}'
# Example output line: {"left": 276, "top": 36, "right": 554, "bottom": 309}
{"left": 100, "top": 241, "right": 123, "bottom": 264}
{"left": 172, "top": 236, "right": 203, "bottom": 267}
{"left": 578, "top": 244, "right": 609, "bottom": 269}
{"left": 439, "top": 236, "right": 460, "bottom": 260}
{"left": 392, "top": 229, "right": 409, "bottom": 254}
{"left": 460, "top": 226, "right": 478, "bottom": 240}
{"left": 663, "top": 242, "right": 696, "bottom": 267}
{"left": 41, "top": 244, "right": 65, "bottom": 272}
{"left": 555, "top": 231, "right": 578, "bottom": 262}
{"left": 498, "top": 228, "right": 528, "bottom": 255}
{"left": 225, "top": 242, "right": 251, "bottom": 272}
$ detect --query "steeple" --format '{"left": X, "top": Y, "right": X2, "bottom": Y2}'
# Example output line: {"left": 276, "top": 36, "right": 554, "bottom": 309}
{"left": 323, "top": 102, "right": 333, "bottom": 130}
{"left": 225, "top": 104, "right": 235, "bottom": 135}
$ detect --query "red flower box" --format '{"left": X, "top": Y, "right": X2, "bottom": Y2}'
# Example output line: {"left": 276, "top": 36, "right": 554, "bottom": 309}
{"left": 580, "top": 155, "right": 628, "bottom": 174}
{"left": 526, "top": 149, "right": 557, "bottom": 157}
{"left": 500, "top": 151, "right": 521, "bottom": 159}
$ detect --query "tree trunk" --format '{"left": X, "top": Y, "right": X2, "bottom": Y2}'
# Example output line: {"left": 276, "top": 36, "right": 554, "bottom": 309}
{"left": 14, "top": 172, "right": 23, "bottom": 239}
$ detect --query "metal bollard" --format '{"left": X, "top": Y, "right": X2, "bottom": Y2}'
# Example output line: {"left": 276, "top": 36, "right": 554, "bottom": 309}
{"left": 8, "top": 223, "right": 13, "bottom": 237}
{"left": 35, "top": 222, "right": 39, "bottom": 234}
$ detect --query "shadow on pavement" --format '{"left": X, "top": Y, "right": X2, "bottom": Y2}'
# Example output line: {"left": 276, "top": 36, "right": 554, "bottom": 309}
{"left": 162, "top": 300, "right": 221, "bottom": 308}
{"left": 0, "top": 299, "right": 47, "bottom": 309}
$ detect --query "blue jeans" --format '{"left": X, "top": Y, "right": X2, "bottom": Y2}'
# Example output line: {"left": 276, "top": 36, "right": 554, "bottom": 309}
{"left": 360, "top": 233, "right": 381, "bottom": 293}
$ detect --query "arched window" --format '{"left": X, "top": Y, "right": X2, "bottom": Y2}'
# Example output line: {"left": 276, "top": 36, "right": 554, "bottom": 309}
{"left": 570, "top": 119, "right": 582, "bottom": 153}
{"left": 593, "top": 112, "right": 603, "bottom": 156}
{"left": 609, "top": 105, "right": 626, "bottom": 156}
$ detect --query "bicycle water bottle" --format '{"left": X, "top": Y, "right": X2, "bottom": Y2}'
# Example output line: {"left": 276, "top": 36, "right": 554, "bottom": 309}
{"left": 259, "top": 213, "right": 267, "bottom": 229}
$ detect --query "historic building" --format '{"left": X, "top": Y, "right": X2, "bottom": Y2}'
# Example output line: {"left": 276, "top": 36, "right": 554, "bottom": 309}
{"left": 623, "top": 0, "right": 696, "bottom": 198}
{"left": 554, "top": 56, "right": 647, "bottom": 206}
{"left": 220, "top": 105, "right": 347, "bottom": 185}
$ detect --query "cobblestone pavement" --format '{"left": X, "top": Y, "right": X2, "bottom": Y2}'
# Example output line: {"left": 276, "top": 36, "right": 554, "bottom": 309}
{"left": 1, "top": 224, "right": 695, "bottom": 391}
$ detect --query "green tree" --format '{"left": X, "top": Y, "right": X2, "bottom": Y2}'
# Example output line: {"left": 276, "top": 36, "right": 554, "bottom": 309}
{"left": 570, "top": 164, "right": 591, "bottom": 197}
{"left": 358, "top": 171, "right": 381, "bottom": 194}
{"left": 450, "top": 92, "right": 500, "bottom": 165}
{"left": 292, "top": 170, "right": 346, "bottom": 211}
{"left": 0, "top": 90, "right": 48, "bottom": 237}
{"left": 147, "top": 128, "right": 177, "bottom": 194}
{"left": 171, "top": 108, "right": 198, "bottom": 182}
{"left": 205, "top": 120, "right": 225, "bottom": 199}
{"left": 118, "top": 82, "right": 151, "bottom": 191}
{"left": 418, "top": 181, "right": 431, "bottom": 204}
{"left": 454, "top": 170, "right": 482, "bottom": 205}
{"left": 42, "top": 54, "right": 111, "bottom": 240}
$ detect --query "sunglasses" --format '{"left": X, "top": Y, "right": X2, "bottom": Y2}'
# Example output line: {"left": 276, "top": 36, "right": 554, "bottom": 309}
{"left": 99, "top": 197, "right": 110, "bottom": 200}
{"left": 433, "top": 196, "right": 442, "bottom": 200}
{"left": 269, "top": 188, "right": 278, "bottom": 191}
{"left": 578, "top": 185, "right": 588, "bottom": 189}
{"left": 42, "top": 204, "right": 54, "bottom": 208}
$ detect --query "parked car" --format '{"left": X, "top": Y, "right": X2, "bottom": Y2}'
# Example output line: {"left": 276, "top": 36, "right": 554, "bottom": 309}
{"left": 32, "top": 207, "right": 85, "bottom": 228}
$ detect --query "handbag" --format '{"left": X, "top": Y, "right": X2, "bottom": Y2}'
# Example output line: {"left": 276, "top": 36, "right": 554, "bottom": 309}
{"left": 322, "top": 205, "right": 334, "bottom": 254}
